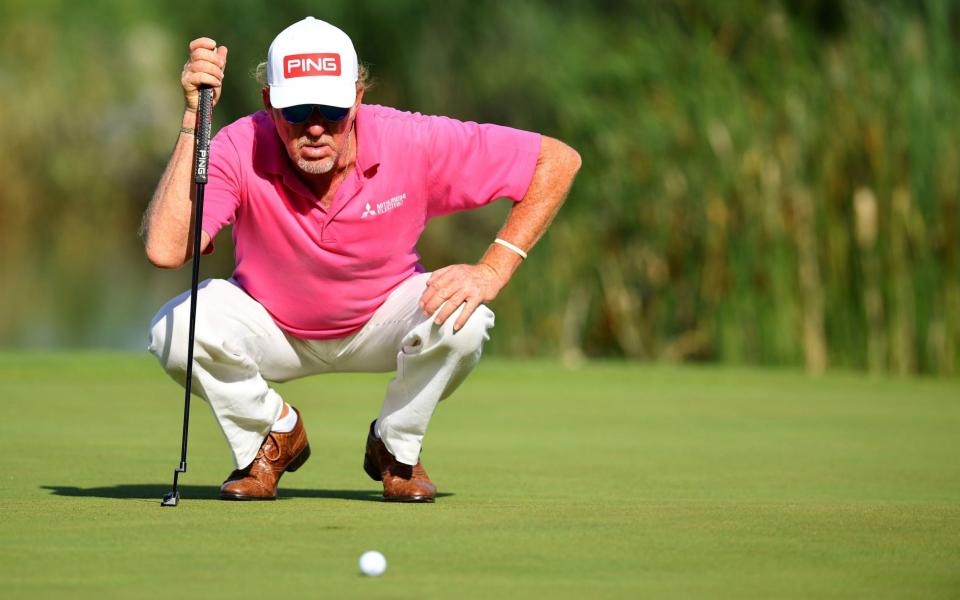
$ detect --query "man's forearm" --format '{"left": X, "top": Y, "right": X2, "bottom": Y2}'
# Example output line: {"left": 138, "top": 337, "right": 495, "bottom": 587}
{"left": 480, "top": 135, "right": 582, "bottom": 283}
{"left": 142, "top": 110, "right": 207, "bottom": 269}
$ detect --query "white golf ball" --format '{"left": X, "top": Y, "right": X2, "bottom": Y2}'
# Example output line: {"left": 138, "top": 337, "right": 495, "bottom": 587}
{"left": 359, "top": 550, "right": 387, "bottom": 577}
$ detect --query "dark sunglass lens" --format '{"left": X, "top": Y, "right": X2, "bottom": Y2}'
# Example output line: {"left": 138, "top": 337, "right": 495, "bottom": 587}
{"left": 318, "top": 105, "right": 350, "bottom": 122}
{"left": 281, "top": 104, "right": 314, "bottom": 123}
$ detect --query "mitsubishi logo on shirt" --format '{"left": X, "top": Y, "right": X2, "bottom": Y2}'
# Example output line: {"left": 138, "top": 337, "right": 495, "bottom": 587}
{"left": 361, "top": 193, "right": 406, "bottom": 219}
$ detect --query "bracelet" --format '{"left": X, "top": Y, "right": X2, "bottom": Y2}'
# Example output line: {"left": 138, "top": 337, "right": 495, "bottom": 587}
{"left": 179, "top": 126, "right": 195, "bottom": 135}
{"left": 494, "top": 238, "right": 527, "bottom": 259}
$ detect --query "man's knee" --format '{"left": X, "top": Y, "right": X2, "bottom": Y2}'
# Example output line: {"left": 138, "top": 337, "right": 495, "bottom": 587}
{"left": 147, "top": 280, "right": 222, "bottom": 374}
{"left": 148, "top": 294, "right": 191, "bottom": 375}
{"left": 444, "top": 304, "right": 495, "bottom": 356}
{"left": 148, "top": 279, "right": 269, "bottom": 382}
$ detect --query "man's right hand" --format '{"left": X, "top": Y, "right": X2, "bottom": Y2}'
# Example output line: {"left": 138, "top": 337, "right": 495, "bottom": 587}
{"left": 181, "top": 37, "right": 228, "bottom": 112}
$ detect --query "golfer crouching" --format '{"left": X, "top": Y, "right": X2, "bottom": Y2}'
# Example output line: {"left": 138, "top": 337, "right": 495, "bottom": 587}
{"left": 142, "top": 17, "right": 580, "bottom": 501}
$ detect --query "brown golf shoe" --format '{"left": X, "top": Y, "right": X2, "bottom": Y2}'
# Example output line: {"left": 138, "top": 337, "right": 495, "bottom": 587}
{"left": 220, "top": 407, "right": 311, "bottom": 501}
{"left": 363, "top": 420, "right": 437, "bottom": 502}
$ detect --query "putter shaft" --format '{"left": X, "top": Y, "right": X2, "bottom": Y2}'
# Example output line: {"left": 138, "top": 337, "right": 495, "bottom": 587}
{"left": 163, "top": 85, "right": 214, "bottom": 507}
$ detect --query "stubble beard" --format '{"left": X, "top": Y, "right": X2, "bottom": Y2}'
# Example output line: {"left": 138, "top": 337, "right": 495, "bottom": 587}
{"left": 296, "top": 136, "right": 339, "bottom": 175}
{"left": 297, "top": 156, "right": 336, "bottom": 174}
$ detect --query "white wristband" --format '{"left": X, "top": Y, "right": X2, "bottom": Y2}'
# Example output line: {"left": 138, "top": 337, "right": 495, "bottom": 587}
{"left": 494, "top": 238, "right": 527, "bottom": 259}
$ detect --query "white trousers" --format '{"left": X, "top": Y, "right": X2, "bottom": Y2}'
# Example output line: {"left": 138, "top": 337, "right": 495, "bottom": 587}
{"left": 147, "top": 273, "right": 494, "bottom": 469}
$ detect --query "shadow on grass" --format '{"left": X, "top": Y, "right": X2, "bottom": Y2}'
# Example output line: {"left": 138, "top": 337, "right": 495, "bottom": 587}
{"left": 43, "top": 484, "right": 453, "bottom": 502}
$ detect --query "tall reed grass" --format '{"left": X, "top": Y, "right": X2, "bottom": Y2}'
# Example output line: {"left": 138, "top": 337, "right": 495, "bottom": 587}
{"left": 1, "top": 1, "right": 957, "bottom": 374}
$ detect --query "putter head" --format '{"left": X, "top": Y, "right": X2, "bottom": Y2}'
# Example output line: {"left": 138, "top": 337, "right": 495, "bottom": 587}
{"left": 160, "top": 491, "right": 180, "bottom": 507}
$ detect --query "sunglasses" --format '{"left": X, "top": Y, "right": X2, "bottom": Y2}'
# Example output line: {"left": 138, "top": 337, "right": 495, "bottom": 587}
{"left": 280, "top": 104, "right": 351, "bottom": 125}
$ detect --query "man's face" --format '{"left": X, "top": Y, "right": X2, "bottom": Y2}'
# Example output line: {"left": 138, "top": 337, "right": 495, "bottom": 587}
{"left": 263, "top": 87, "right": 363, "bottom": 176}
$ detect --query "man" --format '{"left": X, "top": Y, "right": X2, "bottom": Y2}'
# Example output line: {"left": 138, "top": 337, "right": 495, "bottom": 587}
{"left": 144, "top": 17, "right": 580, "bottom": 502}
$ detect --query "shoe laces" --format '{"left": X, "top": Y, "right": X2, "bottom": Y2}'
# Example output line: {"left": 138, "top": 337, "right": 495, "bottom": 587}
{"left": 256, "top": 432, "right": 282, "bottom": 463}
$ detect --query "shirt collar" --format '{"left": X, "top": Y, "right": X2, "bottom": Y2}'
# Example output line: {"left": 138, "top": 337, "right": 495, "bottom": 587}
{"left": 354, "top": 104, "right": 380, "bottom": 176}
{"left": 253, "top": 104, "right": 380, "bottom": 180}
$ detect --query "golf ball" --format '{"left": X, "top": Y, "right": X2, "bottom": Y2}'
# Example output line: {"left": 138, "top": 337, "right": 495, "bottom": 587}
{"left": 359, "top": 550, "right": 387, "bottom": 577}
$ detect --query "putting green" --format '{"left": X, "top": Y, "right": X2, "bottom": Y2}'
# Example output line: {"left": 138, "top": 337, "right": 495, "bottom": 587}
{"left": 1, "top": 353, "right": 958, "bottom": 598}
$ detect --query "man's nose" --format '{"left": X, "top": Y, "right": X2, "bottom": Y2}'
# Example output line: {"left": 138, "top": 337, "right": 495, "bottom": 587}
{"left": 304, "top": 116, "right": 328, "bottom": 136}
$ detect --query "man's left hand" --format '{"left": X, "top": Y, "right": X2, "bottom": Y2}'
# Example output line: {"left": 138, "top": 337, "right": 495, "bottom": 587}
{"left": 420, "top": 264, "right": 505, "bottom": 330}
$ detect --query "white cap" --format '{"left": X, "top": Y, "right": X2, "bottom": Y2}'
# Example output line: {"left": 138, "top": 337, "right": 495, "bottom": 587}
{"left": 266, "top": 17, "right": 359, "bottom": 109}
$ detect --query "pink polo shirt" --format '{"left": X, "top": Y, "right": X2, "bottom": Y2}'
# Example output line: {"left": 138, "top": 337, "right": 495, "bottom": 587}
{"left": 201, "top": 104, "right": 541, "bottom": 339}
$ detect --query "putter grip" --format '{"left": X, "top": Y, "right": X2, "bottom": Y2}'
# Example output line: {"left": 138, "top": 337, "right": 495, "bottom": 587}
{"left": 193, "top": 86, "right": 214, "bottom": 184}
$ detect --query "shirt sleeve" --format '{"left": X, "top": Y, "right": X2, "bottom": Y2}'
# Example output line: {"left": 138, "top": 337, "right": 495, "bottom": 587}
{"left": 425, "top": 115, "right": 541, "bottom": 218}
{"left": 200, "top": 131, "right": 242, "bottom": 254}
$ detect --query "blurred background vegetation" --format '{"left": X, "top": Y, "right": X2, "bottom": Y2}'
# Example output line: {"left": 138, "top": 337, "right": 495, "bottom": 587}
{"left": 1, "top": 0, "right": 958, "bottom": 375}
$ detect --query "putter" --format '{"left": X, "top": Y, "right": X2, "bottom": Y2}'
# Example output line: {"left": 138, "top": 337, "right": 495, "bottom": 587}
{"left": 162, "top": 85, "right": 214, "bottom": 507}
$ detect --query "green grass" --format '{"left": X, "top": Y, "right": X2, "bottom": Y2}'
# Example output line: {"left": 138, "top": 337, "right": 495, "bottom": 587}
{"left": 1, "top": 353, "right": 958, "bottom": 599}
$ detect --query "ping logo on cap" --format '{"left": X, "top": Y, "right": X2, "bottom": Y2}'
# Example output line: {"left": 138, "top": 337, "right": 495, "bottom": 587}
{"left": 284, "top": 53, "right": 342, "bottom": 78}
